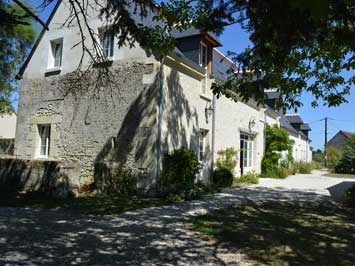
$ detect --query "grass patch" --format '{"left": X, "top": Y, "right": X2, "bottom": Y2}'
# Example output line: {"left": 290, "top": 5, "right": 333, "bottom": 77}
{"left": 234, "top": 171, "right": 259, "bottom": 184}
{"left": 323, "top": 173, "right": 355, "bottom": 179}
{"left": 0, "top": 192, "right": 170, "bottom": 215}
{"left": 192, "top": 201, "right": 355, "bottom": 266}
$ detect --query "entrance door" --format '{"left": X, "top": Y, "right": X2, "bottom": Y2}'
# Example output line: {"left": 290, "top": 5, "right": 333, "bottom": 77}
{"left": 240, "top": 134, "right": 253, "bottom": 175}
{"left": 198, "top": 130, "right": 208, "bottom": 181}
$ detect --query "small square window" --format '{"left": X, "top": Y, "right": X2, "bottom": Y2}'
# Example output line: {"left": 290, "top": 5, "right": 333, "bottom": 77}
{"left": 49, "top": 39, "right": 63, "bottom": 68}
{"left": 100, "top": 30, "right": 114, "bottom": 58}
{"left": 38, "top": 125, "right": 51, "bottom": 158}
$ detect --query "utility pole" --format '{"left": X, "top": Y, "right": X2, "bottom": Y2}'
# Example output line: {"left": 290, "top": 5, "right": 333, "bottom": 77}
{"left": 324, "top": 117, "right": 328, "bottom": 168}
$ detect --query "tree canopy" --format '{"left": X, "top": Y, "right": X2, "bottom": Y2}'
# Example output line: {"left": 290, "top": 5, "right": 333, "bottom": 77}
{"left": 2, "top": 0, "right": 355, "bottom": 110}
{"left": 0, "top": 1, "right": 35, "bottom": 113}
{"left": 335, "top": 136, "right": 355, "bottom": 174}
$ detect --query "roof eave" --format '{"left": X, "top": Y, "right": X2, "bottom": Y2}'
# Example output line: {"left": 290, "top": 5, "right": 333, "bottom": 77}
{"left": 16, "top": 0, "right": 63, "bottom": 80}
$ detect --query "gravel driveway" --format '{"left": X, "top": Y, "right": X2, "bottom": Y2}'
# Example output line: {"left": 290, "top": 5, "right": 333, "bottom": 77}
{"left": 0, "top": 171, "right": 350, "bottom": 266}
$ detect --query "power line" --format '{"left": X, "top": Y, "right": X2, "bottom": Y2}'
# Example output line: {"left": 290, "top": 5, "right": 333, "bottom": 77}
{"left": 307, "top": 119, "right": 324, "bottom": 124}
{"left": 329, "top": 119, "right": 355, "bottom": 123}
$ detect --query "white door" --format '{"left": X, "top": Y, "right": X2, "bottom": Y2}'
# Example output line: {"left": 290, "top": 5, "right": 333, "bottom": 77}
{"left": 240, "top": 134, "right": 253, "bottom": 175}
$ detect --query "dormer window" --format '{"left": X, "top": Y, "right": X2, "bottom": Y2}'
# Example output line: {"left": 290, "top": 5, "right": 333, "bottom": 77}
{"left": 199, "top": 43, "right": 208, "bottom": 68}
{"left": 100, "top": 29, "right": 114, "bottom": 58}
{"left": 48, "top": 38, "right": 63, "bottom": 69}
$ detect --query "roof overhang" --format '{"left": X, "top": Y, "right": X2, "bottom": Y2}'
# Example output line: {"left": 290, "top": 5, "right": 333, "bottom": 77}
{"left": 16, "top": 0, "right": 63, "bottom": 80}
{"left": 202, "top": 32, "right": 222, "bottom": 47}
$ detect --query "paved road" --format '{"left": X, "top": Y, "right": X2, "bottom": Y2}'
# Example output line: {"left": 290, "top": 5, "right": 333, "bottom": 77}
{"left": 259, "top": 170, "right": 355, "bottom": 200}
{"left": 0, "top": 171, "right": 351, "bottom": 266}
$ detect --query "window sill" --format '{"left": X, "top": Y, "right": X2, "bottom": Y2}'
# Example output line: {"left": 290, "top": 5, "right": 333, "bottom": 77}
{"left": 45, "top": 67, "right": 62, "bottom": 76}
{"left": 200, "top": 93, "right": 212, "bottom": 101}
{"left": 36, "top": 156, "right": 49, "bottom": 160}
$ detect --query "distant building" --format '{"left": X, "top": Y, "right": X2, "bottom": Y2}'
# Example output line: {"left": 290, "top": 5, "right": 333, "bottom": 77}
{"left": 328, "top": 130, "right": 355, "bottom": 150}
{"left": 265, "top": 90, "right": 312, "bottom": 163}
{"left": 282, "top": 114, "right": 312, "bottom": 162}
{"left": 0, "top": 113, "right": 17, "bottom": 155}
{"left": 0, "top": 113, "right": 16, "bottom": 139}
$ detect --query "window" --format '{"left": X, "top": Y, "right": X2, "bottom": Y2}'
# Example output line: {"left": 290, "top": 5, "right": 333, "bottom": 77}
{"left": 100, "top": 30, "right": 114, "bottom": 58}
{"left": 199, "top": 43, "right": 208, "bottom": 68}
{"left": 38, "top": 125, "right": 50, "bottom": 158}
{"left": 49, "top": 39, "right": 63, "bottom": 68}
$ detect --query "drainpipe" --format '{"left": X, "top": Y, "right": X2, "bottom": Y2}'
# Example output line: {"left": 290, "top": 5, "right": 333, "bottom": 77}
{"left": 156, "top": 55, "right": 165, "bottom": 186}
{"left": 210, "top": 94, "right": 217, "bottom": 181}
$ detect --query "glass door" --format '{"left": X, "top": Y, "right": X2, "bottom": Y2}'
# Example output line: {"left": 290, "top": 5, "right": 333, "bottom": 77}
{"left": 198, "top": 130, "right": 208, "bottom": 181}
{"left": 240, "top": 134, "right": 253, "bottom": 175}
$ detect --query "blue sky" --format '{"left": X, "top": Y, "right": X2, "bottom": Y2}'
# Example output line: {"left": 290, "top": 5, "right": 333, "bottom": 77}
{"left": 216, "top": 25, "right": 355, "bottom": 151}
{"left": 22, "top": 0, "right": 355, "bottom": 150}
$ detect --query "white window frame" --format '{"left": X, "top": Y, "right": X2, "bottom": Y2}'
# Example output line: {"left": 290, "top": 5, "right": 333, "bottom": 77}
{"left": 198, "top": 132, "right": 206, "bottom": 162}
{"left": 199, "top": 42, "right": 208, "bottom": 68}
{"left": 38, "top": 124, "right": 51, "bottom": 159}
{"left": 99, "top": 29, "right": 114, "bottom": 59}
{"left": 48, "top": 38, "right": 63, "bottom": 69}
{"left": 198, "top": 130, "right": 209, "bottom": 181}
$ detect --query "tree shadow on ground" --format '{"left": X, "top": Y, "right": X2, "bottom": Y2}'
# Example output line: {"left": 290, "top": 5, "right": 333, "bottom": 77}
{"left": 193, "top": 189, "right": 355, "bottom": 266}
{"left": 1, "top": 187, "right": 349, "bottom": 266}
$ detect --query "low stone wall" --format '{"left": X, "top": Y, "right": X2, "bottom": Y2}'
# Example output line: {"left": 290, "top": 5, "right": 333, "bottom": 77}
{"left": 0, "top": 139, "right": 14, "bottom": 155}
{"left": 94, "top": 162, "right": 153, "bottom": 195}
{"left": 0, "top": 158, "right": 78, "bottom": 197}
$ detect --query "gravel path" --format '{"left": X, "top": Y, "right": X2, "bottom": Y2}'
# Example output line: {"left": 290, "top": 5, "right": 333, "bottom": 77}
{"left": 0, "top": 171, "right": 349, "bottom": 266}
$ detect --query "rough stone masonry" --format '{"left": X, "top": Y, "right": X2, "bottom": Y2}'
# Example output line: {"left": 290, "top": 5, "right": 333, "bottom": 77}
{"left": 14, "top": 59, "right": 160, "bottom": 194}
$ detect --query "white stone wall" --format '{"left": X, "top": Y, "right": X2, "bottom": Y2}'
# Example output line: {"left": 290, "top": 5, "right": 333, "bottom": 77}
{"left": 23, "top": 0, "right": 155, "bottom": 79}
{"left": 161, "top": 56, "right": 214, "bottom": 178}
{"left": 265, "top": 110, "right": 280, "bottom": 127}
{"left": 214, "top": 96, "right": 267, "bottom": 176}
{"left": 288, "top": 131, "right": 312, "bottom": 162}
{"left": 0, "top": 113, "right": 16, "bottom": 139}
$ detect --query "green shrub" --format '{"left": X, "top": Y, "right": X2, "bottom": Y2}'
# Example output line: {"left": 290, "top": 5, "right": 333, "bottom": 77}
{"left": 289, "top": 164, "right": 298, "bottom": 175}
{"left": 312, "top": 149, "right": 325, "bottom": 165}
{"left": 345, "top": 185, "right": 355, "bottom": 207}
{"left": 335, "top": 136, "right": 355, "bottom": 174}
{"left": 165, "top": 182, "right": 219, "bottom": 203}
{"left": 103, "top": 165, "right": 138, "bottom": 195}
{"left": 293, "top": 161, "right": 312, "bottom": 174}
{"left": 278, "top": 167, "right": 290, "bottom": 178}
{"left": 261, "top": 124, "right": 294, "bottom": 175}
{"left": 215, "top": 148, "right": 237, "bottom": 173}
{"left": 264, "top": 167, "right": 289, "bottom": 179}
{"left": 212, "top": 168, "right": 234, "bottom": 188}
{"left": 159, "top": 148, "right": 200, "bottom": 195}
{"left": 236, "top": 171, "right": 260, "bottom": 184}
{"left": 327, "top": 146, "right": 342, "bottom": 170}
{"left": 311, "top": 161, "right": 322, "bottom": 170}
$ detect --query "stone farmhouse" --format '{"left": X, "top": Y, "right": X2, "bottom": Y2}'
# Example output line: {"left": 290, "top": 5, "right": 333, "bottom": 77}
{"left": 12, "top": 0, "right": 311, "bottom": 193}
